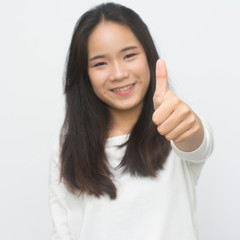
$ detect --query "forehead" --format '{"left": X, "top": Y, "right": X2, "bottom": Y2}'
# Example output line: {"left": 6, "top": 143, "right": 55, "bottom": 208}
{"left": 87, "top": 21, "right": 142, "bottom": 55}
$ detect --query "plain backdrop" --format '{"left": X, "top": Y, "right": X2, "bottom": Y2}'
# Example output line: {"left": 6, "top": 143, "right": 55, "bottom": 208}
{"left": 0, "top": 0, "right": 239, "bottom": 239}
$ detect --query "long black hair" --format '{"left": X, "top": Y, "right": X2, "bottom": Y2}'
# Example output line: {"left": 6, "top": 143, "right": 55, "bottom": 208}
{"left": 60, "top": 2, "right": 171, "bottom": 200}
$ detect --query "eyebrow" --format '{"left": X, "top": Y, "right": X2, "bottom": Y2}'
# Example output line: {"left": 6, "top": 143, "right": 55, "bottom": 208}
{"left": 89, "top": 46, "right": 138, "bottom": 62}
{"left": 121, "top": 46, "right": 138, "bottom": 52}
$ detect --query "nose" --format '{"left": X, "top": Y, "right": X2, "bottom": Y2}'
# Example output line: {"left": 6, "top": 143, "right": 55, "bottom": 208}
{"left": 109, "top": 61, "right": 129, "bottom": 81}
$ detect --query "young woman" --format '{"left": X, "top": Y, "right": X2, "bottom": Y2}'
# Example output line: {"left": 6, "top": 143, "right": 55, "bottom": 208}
{"left": 49, "top": 3, "right": 213, "bottom": 240}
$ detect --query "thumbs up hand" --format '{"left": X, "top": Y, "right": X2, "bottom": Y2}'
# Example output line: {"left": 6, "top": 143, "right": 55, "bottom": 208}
{"left": 152, "top": 59, "right": 204, "bottom": 152}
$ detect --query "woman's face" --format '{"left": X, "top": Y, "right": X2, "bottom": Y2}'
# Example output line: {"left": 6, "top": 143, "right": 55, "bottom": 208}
{"left": 88, "top": 21, "right": 150, "bottom": 115}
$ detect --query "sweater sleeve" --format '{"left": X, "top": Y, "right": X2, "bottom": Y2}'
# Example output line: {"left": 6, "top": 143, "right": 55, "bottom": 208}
{"left": 170, "top": 120, "right": 214, "bottom": 163}
{"left": 170, "top": 120, "right": 214, "bottom": 184}
{"left": 48, "top": 140, "right": 73, "bottom": 240}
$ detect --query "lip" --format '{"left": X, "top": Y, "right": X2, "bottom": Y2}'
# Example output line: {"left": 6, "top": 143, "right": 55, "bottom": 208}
{"left": 111, "top": 83, "right": 134, "bottom": 90}
{"left": 111, "top": 83, "right": 135, "bottom": 95}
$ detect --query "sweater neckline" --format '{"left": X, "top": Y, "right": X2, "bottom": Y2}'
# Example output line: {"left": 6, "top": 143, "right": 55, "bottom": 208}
{"left": 105, "top": 134, "right": 130, "bottom": 147}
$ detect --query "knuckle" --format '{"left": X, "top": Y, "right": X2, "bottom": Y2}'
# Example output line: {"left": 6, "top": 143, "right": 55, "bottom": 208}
{"left": 172, "top": 95, "right": 180, "bottom": 106}
{"left": 175, "top": 137, "right": 182, "bottom": 143}
{"left": 152, "top": 114, "right": 158, "bottom": 125}
{"left": 157, "top": 125, "right": 165, "bottom": 135}
{"left": 188, "top": 114, "right": 197, "bottom": 126}
{"left": 167, "top": 90, "right": 175, "bottom": 98}
{"left": 193, "top": 123, "right": 200, "bottom": 133}
{"left": 182, "top": 104, "right": 191, "bottom": 115}
{"left": 165, "top": 134, "right": 173, "bottom": 141}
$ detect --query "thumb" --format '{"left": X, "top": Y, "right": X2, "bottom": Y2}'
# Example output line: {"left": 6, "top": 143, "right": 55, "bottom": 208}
{"left": 153, "top": 59, "right": 168, "bottom": 109}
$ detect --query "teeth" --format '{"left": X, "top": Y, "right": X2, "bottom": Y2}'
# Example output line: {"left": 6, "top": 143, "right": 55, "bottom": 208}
{"left": 113, "top": 84, "right": 134, "bottom": 92}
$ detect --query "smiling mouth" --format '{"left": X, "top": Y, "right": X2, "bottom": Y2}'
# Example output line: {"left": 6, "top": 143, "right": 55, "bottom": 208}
{"left": 112, "top": 83, "right": 135, "bottom": 92}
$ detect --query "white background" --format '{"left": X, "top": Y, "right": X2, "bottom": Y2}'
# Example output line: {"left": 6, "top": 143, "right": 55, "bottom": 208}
{"left": 0, "top": 0, "right": 239, "bottom": 239}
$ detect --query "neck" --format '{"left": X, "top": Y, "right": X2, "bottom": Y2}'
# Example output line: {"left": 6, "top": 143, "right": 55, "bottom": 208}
{"left": 108, "top": 105, "right": 142, "bottom": 138}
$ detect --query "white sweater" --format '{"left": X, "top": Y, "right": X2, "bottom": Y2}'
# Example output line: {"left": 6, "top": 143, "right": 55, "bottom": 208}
{"left": 49, "top": 122, "right": 213, "bottom": 240}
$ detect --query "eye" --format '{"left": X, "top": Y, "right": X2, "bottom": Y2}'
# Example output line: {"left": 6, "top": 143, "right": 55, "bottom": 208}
{"left": 94, "top": 62, "right": 107, "bottom": 67}
{"left": 124, "top": 53, "right": 137, "bottom": 60}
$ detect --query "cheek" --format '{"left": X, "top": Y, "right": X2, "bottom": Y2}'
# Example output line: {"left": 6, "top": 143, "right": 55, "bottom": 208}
{"left": 132, "top": 58, "right": 150, "bottom": 75}
{"left": 88, "top": 71, "right": 109, "bottom": 101}
{"left": 133, "top": 60, "right": 150, "bottom": 85}
{"left": 88, "top": 71, "right": 104, "bottom": 90}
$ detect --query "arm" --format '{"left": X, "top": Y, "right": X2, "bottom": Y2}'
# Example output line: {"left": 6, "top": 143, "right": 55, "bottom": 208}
{"left": 152, "top": 59, "right": 205, "bottom": 152}
{"left": 173, "top": 113, "right": 204, "bottom": 152}
{"left": 49, "top": 141, "right": 73, "bottom": 240}
{"left": 171, "top": 120, "right": 214, "bottom": 183}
